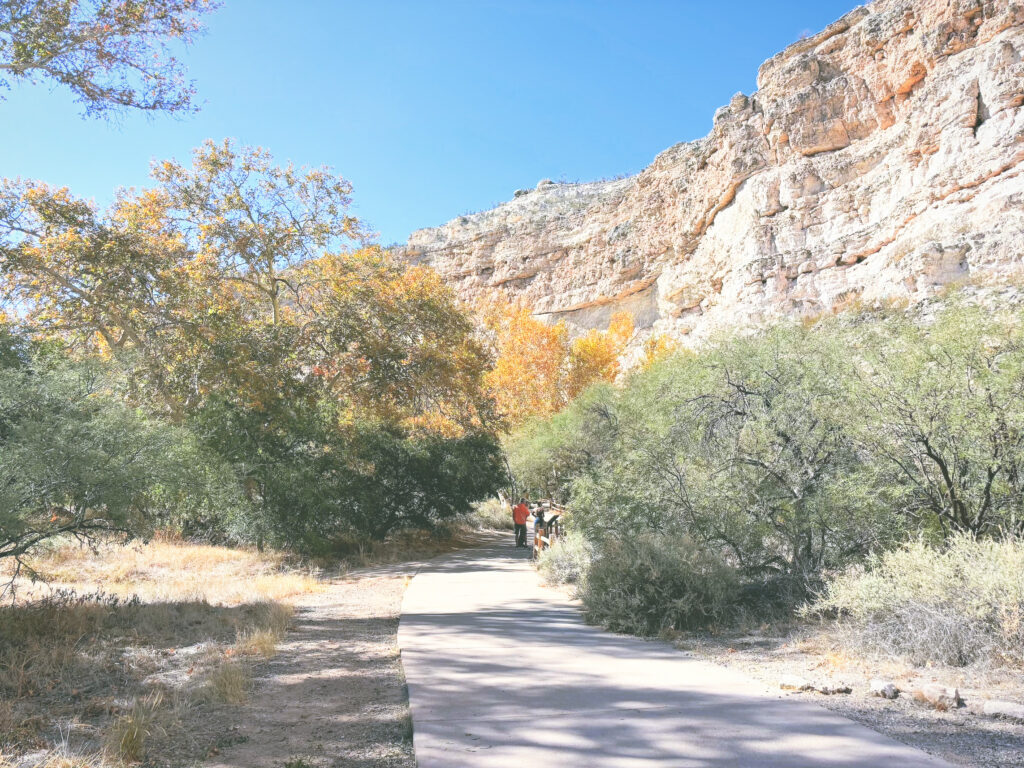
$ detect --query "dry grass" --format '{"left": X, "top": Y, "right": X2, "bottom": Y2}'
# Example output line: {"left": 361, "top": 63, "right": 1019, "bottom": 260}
{"left": 205, "top": 660, "right": 249, "bottom": 706}
{"left": 235, "top": 629, "right": 280, "bottom": 659}
{"left": 0, "top": 754, "right": 106, "bottom": 768}
{"left": 104, "top": 692, "right": 167, "bottom": 763}
{"left": 0, "top": 528, "right": 487, "bottom": 767}
{"left": 806, "top": 535, "right": 1024, "bottom": 667}
{"left": 7, "top": 536, "right": 323, "bottom": 605}
{"left": 0, "top": 537, "right": 326, "bottom": 767}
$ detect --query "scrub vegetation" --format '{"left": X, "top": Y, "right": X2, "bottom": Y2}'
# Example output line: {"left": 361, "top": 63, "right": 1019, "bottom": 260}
{"left": 513, "top": 295, "right": 1024, "bottom": 671}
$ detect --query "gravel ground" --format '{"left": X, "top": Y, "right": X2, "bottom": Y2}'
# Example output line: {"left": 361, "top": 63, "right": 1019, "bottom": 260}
{"left": 683, "top": 630, "right": 1024, "bottom": 768}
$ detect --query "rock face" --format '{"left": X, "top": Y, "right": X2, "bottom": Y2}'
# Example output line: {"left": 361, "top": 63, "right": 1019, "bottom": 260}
{"left": 401, "top": 0, "right": 1024, "bottom": 347}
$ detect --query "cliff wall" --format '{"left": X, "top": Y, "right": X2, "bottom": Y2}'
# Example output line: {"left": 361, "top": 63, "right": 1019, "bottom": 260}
{"left": 402, "top": 0, "right": 1024, "bottom": 346}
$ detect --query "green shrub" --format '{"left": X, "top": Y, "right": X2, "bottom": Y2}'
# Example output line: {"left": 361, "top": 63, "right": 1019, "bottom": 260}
{"left": 468, "top": 497, "right": 514, "bottom": 530}
{"left": 806, "top": 535, "right": 1024, "bottom": 667}
{"left": 0, "top": 349, "right": 242, "bottom": 565}
{"left": 580, "top": 534, "right": 740, "bottom": 635}
{"left": 538, "top": 530, "right": 594, "bottom": 589}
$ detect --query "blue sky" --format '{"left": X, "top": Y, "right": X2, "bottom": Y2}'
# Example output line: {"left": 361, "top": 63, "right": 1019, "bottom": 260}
{"left": 1, "top": 0, "right": 860, "bottom": 245}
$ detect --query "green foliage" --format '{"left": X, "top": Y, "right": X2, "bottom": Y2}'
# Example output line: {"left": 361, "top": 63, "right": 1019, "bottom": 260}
{"left": 845, "top": 301, "right": 1024, "bottom": 536}
{"left": 504, "top": 383, "right": 616, "bottom": 502}
{"left": 806, "top": 534, "right": 1024, "bottom": 667}
{"left": 580, "top": 534, "right": 740, "bottom": 635}
{"left": 514, "top": 297, "right": 1024, "bottom": 632}
{"left": 194, "top": 395, "right": 506, "bottom": 552}
{"left": 468, "top": 497, "right": 514, "bottom": 530}
{"left": 514, "top": 323, "right": 896, "bottom": 598}
{"left": 0, "top": 0, "right": 219, "bottom": 116}
{"left": 0, "top": 339, "right": 240, "bottom": 564}
{"left": 0, "top": 143, "right": 506, "bottom": 555}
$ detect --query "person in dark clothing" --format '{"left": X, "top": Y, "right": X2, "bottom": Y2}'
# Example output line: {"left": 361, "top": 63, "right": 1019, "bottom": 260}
{"left": 532, "top": 504, "right": 546, "bottom": 545}
{"left": 511, "top": 498, "right": 530, "bottom": 548}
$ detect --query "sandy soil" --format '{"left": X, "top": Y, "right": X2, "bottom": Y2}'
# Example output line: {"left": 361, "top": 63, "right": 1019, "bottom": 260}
{"left": 683, "top": 630, "right": 1024, "bottom": 768}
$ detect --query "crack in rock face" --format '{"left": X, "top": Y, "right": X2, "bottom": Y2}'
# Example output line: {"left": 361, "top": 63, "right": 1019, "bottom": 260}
{"left": 398, "top": 0, "right": 1024, "bottom": 351}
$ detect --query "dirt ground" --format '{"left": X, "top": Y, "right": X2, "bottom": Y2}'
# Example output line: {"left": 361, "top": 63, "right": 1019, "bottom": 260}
{"left": 203, "top": 530, "right": 502, "bottom": 768}
{"left": 683, "top": 629, "right": 1024, "bottom": 768}
{"left": 0, "top": 528, "right": 496, "bottom": 768}
{"left": 201, "top": 563, "right": 417, "bottom": 768}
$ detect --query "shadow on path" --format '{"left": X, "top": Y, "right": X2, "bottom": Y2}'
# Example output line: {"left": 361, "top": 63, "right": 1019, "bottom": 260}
{"left": 399, "top": 540, "right": 952, "bottom": 768}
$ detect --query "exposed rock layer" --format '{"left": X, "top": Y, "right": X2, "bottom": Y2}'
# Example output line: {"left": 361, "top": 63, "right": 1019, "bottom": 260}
{"left": 401, "top": 0, "right": 1024, "bottom": 346}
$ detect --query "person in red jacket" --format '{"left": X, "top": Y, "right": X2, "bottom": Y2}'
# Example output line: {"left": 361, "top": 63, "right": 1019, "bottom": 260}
{"left": 511, "top": 498, "right": 530, "bottom": 548}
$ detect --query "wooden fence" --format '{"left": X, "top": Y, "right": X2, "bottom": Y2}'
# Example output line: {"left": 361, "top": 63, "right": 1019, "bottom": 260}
{"left": 531, "top": 500, "right": 565, "bottom": 560}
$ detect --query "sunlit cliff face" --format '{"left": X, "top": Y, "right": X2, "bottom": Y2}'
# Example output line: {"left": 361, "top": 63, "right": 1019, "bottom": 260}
{"left": 401, "top": 0, "right": 1024, "bottom": 350}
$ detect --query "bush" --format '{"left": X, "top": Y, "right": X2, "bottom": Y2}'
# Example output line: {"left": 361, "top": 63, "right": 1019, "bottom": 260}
{"left": 580, "top": 534, "right": 740, "bottom": 635}
{"left": 537, "top": 530, "right": 594, "bottom": 589}
{"left": 806, "top": 535, "right": 1024, "bottom": 667}
{"left": 0, "top": 351, "right": 243, "bottom": 565}
{"left": 468, "top": 497, "right": 514, "bottom": 530}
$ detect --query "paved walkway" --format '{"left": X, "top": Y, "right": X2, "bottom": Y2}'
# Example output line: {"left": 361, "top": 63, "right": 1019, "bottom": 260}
{"left": 398, "top": 537, "right": 951, "bottom": 768}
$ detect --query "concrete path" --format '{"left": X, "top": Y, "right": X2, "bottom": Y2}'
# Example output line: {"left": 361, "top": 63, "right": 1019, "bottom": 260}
{"left": 398, "top": 537, "right": 952, "bottom": 768}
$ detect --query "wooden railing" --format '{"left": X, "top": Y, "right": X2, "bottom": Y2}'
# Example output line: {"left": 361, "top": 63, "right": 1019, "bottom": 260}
{"left": 531, "top": 500, "right": 566, "bottom": 560}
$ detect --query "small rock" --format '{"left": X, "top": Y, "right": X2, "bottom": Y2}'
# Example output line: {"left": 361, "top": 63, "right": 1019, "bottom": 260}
{"left": 816, "top": 684, "right": 852, "bottom": 695}
{"left": 536, "top": 178, "right": 555, "bottom": 189}
{"left": 869, "top": 679, "right": 900, "bottom": 699}
{"left": 982, "top": 700, "right": 1024, "bottom": 722}
{"left": 914, "top": 683, "right": 964, "bottom": 711}
{"left": 780, "top": 675, "right": 813, "bottom": 691}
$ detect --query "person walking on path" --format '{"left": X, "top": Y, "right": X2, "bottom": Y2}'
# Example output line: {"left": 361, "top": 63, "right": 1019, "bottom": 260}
{"left": 511, "top": 499, "right": 530, "bottom": 548}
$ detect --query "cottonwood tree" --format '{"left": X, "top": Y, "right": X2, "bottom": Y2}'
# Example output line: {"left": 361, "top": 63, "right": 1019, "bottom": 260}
{"left": 151, "top": 139, "right": 365, "bottom": 327}
{"left": 0, "top": 144, "right": 508, "bottom": 549}
{"left": 0, "top": 0, "right": 218, "bottom": 116}
{"left": 480, "top": 301, "right": 634, "bottom": 429}
{"left": 566, "top": 311, "right": 633, "bottom": 400}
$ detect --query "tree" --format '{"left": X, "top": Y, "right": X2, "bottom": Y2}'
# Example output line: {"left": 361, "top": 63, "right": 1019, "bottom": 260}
{"left": 0, "top": 335, "right": 239, "bottom": 570}
{"left": 151, "top": 139, "right": 365, "bottom": 327}
{"left": 847, "top": 302, "right": 1024, "bottom": 537}
{"left": 0, "top": 143, "right": 508, "bottom": 549}
{"left": 480, "top": 301, "right": 634, "bottom": 429}
{"left": 566, "top": 311, "right": 633, "bottom": 399}
{"left": 519, "top": 323, "right": 896, "bottom": 599}
{"left": 301, "top": 248, "right": 496, "bottom": 433}
{"left": 481, "top": 301, "right": 569, "bottom": 428}
{"left": 0, "top": 0, "right": 218, "bottom": 116}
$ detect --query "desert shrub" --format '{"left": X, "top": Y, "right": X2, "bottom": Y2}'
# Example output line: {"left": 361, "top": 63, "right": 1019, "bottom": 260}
{"left": 468, "top": 497, "right": 514, "bottom": 530}
{"left": 200, "top": 396, "right": 507, "bottom": 552}
{"left": 580, "top": 534, "right": 740, "bottom": 635}
{"left": 526, "top": 323, "right": 894, "bottom": 596}
{"left": 844, "top": 302, "right": 1024, "bottom": 537}
{"left": 806, "top": 535, "right": 1024, "bottom": 667}
{"left": 537, "top": 530, "right": 594, "bottom": 589}
{"left": 505, "top": 384, "right": 617, "bottom": 502}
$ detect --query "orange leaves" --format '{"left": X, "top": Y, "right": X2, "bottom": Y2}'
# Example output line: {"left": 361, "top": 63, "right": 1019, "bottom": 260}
{"left": 1, "top": 145, "right": 495, "bottom": 438}
{"left": 480, "top": 300, "right": 634, "bottom": 430}
{"left": 566, "top": 311, "right": 634, "bottom": 401}
{"left": 483, "top": 303, "right": 568, "bottom": 429}
{"left": 302, "top": 247, "right": 493, "bottom": 435}
{"left": 641, "top": 333, "right": 681, "bottom": 370}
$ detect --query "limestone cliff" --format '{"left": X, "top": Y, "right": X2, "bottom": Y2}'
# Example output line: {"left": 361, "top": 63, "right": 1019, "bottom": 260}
{"left": 401, "top": 0, "right": 1024, "bottom": 347}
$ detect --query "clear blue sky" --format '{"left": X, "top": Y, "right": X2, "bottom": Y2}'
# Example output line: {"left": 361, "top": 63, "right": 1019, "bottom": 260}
{"left": 1, "top": 0, "right": 860, "bottom": 245}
